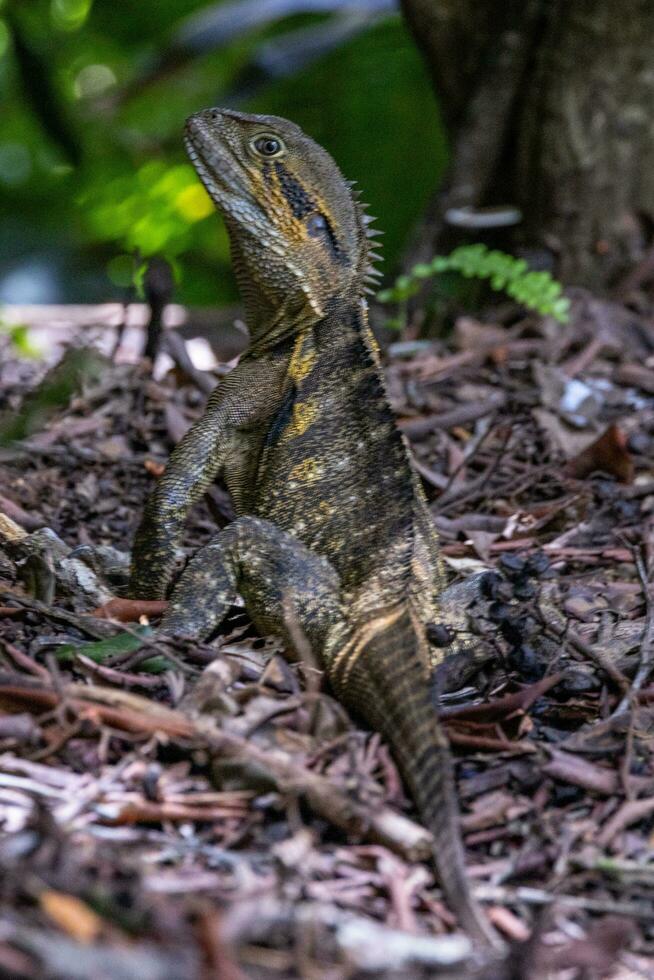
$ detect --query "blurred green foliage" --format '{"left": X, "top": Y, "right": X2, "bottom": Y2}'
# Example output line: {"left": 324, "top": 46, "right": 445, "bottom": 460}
{"left": 0, "top": 318, "right": 42, "bottom": 356}
{"left": 0, "top": 0, "right": 447, "bottom": 306}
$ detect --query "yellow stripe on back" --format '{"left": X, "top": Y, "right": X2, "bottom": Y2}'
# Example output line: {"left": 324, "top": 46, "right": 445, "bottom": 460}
{"left": 288, "top": 331, "right": 317, "bottom": 382}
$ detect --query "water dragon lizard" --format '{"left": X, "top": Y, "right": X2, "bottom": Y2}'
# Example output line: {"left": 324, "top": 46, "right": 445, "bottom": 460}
{"left": 130, "top": 108, "right": 498, "bottom": 947}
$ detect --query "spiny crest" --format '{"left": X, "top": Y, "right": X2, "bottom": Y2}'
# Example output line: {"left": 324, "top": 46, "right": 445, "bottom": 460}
{"left": 349, "top": 180, "right": 384, "bottom": 298}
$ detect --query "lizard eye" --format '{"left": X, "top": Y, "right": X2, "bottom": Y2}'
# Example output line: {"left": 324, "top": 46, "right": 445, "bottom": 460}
{"left": 252, "top": 135, "right": 285, "bottom": 158}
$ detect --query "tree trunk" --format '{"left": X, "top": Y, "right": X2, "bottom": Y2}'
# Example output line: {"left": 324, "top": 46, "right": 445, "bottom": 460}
{"left": 401, "top": 0, "right": 654, "bottom": 290}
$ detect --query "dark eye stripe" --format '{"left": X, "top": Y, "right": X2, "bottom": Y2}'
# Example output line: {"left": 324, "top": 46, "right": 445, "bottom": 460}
{"left": 272, "top": 161, "right": 348, "bottom": 265}
{"left": 274, "top": 161, "right": 315, "bottom": 219}
{"left": 264, "top": 382, "right": 297, "bottom": 449}
{"left": 315, "top": 213, "right": 346, "bottom": 264}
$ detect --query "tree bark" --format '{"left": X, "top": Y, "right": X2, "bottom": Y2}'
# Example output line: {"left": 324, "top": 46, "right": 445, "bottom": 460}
{"left": 401, "top": 0, "right": 654, "bottom": 290}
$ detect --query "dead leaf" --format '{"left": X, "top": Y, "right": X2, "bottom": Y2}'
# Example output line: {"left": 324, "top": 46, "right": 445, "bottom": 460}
{"left": 532, "top": 407, "right": 597, "bottom": 458}
{"left": 144, "top": 459, "right": 165, "bottom": 477}
{"left": 39, "top": 891, "right": 104, "bottom": 944}
{"left": 465, "top": 530, "right": 500, "bottom": 562}
{"left": 454, "top": 317, "right": 506, "bottom": 351}
{"left": 91, "top": 597, "right": 168, "bottom": 622}
{"left": 565, "top": 423, "right": 634, "bottom": 483}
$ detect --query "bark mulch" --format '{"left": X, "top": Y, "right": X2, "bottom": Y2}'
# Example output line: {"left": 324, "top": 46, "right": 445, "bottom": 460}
{"left": 0, "top": 289, "right": 653, "bottom": 978}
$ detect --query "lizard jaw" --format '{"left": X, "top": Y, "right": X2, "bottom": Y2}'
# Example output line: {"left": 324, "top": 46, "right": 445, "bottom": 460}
{"left": 184, "top": 123, "right": 324, "bottom": 320}
{"left": 184, "top": 130, "right": 277, "bottom": 246}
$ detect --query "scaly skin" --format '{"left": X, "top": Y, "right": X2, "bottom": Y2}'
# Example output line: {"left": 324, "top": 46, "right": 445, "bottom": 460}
{"left": 130, "top": 108, "right": 498, "bottom": 947}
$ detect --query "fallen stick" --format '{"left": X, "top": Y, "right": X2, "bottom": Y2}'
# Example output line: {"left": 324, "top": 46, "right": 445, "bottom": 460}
{"left": 399, "top": 394, "right": 506, "bottom": 440}
{"left": 475, "top": 884, "right": 654, "bottom": 921}
{"left": 0, "top": 672, "right": 434, "bottom": 863}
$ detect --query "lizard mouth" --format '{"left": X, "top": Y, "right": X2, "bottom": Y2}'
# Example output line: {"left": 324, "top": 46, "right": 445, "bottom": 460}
{"left": 184, "top": 130, "right": 237, "bottom": 212}
{"left": 184, "top": 115, "right": 278, "bottom": 245}
{"left": 184, "top": 111, "right": 249, "bottom": 208}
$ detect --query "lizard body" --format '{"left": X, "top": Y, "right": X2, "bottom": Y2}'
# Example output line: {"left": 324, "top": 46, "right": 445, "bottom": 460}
{"left": 130, "top": 108, "right": 496, "bottom": 947}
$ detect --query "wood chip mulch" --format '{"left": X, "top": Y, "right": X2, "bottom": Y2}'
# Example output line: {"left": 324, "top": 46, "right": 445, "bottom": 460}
{"left": 0, "top": 288, "right": 653, "bottom": 978}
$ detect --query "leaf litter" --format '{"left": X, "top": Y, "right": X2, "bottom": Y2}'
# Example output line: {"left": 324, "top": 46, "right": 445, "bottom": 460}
{"left": 0, "top": 288, "right": 653, "bottom": 978}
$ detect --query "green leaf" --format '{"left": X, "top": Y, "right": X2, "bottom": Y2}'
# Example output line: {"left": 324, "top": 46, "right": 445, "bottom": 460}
{"left": 56, "top": 625, "right": 170, "bottom": 673}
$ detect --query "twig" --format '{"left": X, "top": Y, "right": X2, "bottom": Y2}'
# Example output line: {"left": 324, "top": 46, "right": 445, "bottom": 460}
{"left": 571, "top": 855, "right": 654, "bottom": 884}
{"left": 0, "top": 639, "right": 51, "bottom": 681}
{"left": 436, "top": 411, "right": 501, "bottom": 500}
{"left": 143, "top": 258, "right": 173, "bottom": 362}
{"left": 446, "top": 732, "right": 534, "bottom": 754}
{"left": 222, "top": 899, "right": 473, "bottom": 971}
{"left": 598, "top": 546, "right": 654, "bottom": 731}
{"left": 399, "top": 395, "right": 506, "bottom": 440}
{"left": 0, "top": 673, "right": 435, "bottom": 864}
{"left": 597, "top": 797, "right": 654, "bottom": 848}
{"left": 532, "top": 588, "right": 630, "bottom": 691}
{"left": 474, "top": 885, "right": 654, "bottom": 921}
{"left": 541, "top": 748, "right": 619, "bottom": 796}
{"left": 621, "top": 549, "right": 654, "bottom": 699}
{"left": 0, "top": 590, "right": 115, "bottom": 639}
{"left": 74, "top": 653, "right": 164, "bottom": 689}
{"left": 441, "top": 674, "right": 565, "bottom": 722}
{"left": 434, "top": 421, "right": 515, "bottom": 513}
{"left": 165, "top": 330, "right": 217, "bottom": 395}
{"left": 561, "top": 336, "right": 606, "bottom": 378}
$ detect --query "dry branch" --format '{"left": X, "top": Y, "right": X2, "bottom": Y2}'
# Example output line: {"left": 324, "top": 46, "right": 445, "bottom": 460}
{"left": 0, "top": 672, "right": 434, "bottom": 863}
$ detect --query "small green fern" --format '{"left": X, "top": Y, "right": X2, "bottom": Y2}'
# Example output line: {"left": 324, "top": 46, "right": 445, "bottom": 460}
{"left": 377, "top": 244, "right": 570, "bottom": 325}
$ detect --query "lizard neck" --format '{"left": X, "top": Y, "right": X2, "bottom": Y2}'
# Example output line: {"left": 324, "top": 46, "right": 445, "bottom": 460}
{"left": 228, "top": 219, "right": 365, "bottom": 350}
{"left": 248, "top": 289, "right": 368, "bottom": 357}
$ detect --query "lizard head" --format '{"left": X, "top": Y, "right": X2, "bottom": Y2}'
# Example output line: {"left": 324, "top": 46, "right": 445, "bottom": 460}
{"left": 185, "top": 108, "right": 381, "bottom": 338}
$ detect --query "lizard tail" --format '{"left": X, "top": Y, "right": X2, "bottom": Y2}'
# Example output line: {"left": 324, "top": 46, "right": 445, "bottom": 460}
{"left": 328, "top": 608, "right": 499, "bottom": 949}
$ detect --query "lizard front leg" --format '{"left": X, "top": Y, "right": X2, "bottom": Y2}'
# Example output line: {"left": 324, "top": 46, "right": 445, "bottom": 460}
{"left": 130, "top": 359, "right": 286, "bottom": 599}
{"left": 161, "top": 515, "right": 345, "bottom": 657}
